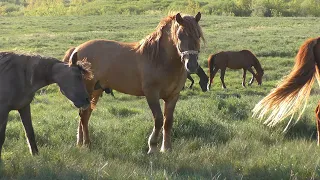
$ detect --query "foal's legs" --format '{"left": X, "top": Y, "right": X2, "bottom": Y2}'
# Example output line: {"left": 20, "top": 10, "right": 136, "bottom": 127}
{"left": 242, "top": 69, "right": 247, "bottom": 87}
{"left": 315, "top": 104, "right": 320, "bottom": 146}
{"left": 0, "top": 109, "right": 9, "bottom": 159}
{"left": 187, "top": 74, "right": 194, "bottom": 89}
{"left": 146, "top": 93, "right": 163, "bottom": 154}
{"left": 78, "top": 90, "right": 102, "bottom": 147}
{"left": 209, "top": 68, "right": 219, "bottom": 89}
{"left": 161, "top": 94, "right": 179, "bottom": 152}
{"left": 19, "top": 104, "right": 38, "bottom": 155}
{"left": 247, "top": 67, "right": 256, "bottom": 86}
{"left": 220, "top": 68, "right": 227, "bottom": 89}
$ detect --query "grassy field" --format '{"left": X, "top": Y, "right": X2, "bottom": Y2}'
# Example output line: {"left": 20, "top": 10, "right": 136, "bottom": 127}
{"left": 0, "top": 14, "right": 320, "bottom": 179}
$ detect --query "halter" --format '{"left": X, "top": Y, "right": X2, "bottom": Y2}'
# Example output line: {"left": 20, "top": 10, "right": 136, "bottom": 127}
{"left": 179, "top": 50, "right": 199, "bottom": 62}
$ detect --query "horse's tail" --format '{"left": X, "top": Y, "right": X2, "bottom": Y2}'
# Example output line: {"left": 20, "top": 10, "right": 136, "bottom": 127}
{"left": 208, "top": 54, "right": 216, "bottom": 84}
{"left": 62, "top": 47, "right": 76, "bottom": 63}
{"left": 253, "top": 37, "right": 320, "bottom": 129}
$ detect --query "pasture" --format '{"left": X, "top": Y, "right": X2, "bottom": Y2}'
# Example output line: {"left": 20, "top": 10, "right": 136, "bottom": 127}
{"left": 0, "top": 14, "right": 320, "bottom": 179}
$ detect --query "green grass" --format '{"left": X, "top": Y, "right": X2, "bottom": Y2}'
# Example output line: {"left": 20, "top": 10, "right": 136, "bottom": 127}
{"left": 1, "top": 15, "right": 320, "bottom": 179}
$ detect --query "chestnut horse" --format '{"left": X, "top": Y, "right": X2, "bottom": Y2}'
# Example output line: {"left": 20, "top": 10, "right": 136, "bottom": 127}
{"left": 0, "top": 52, "right": 91, "bottom": 158}
{"left": 253, "top": 37, "right": 320, "bottom": 144}
{"left": 186, "top": 65, "right": 209, "bottom": 92}
{"left": 63, "top": 12, "right": 204, "bottom": 153}
{"left": 207, "top": 50, "right": 264, "bottom": 89}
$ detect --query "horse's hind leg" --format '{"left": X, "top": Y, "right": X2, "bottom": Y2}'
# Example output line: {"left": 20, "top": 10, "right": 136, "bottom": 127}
{"left": 220, "top": 68, "right": 227, "bottom": 89}
{"left": 187, "top": 74, "right": 194, "bottom": 89}
{"left": 208, "top": 68, "right": 219, "bottom": 89}
{"left": 78, "top": 90, "right": 102, "bottom": 147}
{"left": 0, "top": 109, "right": 9, "bottom": 159}
{"left": 145, "top": 93, "right": 163, "bottom": 154}
{"left": 19, "top": 104, "right": 38, "bottom": 155}
{"left": 315, "top": 103, "right": 320, "bottom": 146}
{"left": 242, "top": 69, "right": 247, "bottom": 87}
{"left": 161, "top": 94, "right": 179, "bottom": 152}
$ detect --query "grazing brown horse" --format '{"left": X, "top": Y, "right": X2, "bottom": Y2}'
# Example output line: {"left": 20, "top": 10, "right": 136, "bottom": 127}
{"left": 252, "top": 37, "right": 320, "bottom": 144}
{"left": 186, "top": 65, "right": 209, "bottom": 92}
{"left": 207, "top": 50, "right": 264, "bottom": 89}
{"left": 0, "top": 52, "right": 92, "bottom": 158}
{"left": 63, "top": 12, "right": 204, "bottom": 153}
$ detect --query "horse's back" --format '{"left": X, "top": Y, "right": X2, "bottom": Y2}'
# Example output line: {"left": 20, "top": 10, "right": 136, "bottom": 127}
{"left": 75, "top": 39, "right": 144, "bottom": 95}
{"left": 213, "top": 50, "right": 256, "bottom": 69}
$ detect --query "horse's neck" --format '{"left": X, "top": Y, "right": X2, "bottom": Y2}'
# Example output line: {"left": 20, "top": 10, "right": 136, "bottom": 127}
{"left": 30, "top": 58, "right": 57, "bottom": 93}
{"left": 159, "top": 28, "right": 181, "bottom": 65}
{"left": 253, "top": 58, "right": 263, "bottom": 73}
{"left": 196, "top": 66, "right": 207, "bottom": 79}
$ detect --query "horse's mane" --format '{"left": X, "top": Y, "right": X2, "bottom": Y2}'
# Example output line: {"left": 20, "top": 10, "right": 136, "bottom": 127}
{"left": 244, "top": 50, "right": 264, "bottom": 74}
{"left": 134, "top": 13, "right": 204, "bottom": 62}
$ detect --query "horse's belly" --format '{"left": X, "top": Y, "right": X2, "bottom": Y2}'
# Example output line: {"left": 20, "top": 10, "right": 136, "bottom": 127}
{"left": 99, "top": 71, "right": 144, "bottom": 96}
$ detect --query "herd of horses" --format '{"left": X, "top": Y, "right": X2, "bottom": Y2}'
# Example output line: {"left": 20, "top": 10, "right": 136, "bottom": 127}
{"left": 0, "top": 12, "right": 319, "bottom": 158}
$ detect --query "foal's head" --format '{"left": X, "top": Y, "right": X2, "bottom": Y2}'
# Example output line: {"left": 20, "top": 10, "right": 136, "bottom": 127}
{"left": 52, "top": 51, "right": 92, "bottom": 110}
{"left": 174, "top": 12, "right": 204, "bottom": 73}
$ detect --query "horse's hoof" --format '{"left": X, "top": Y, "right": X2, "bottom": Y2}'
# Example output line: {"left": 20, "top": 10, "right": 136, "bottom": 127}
{"left": 147, "top": 147, "right": 157, "bottom": 154}
{"left": 160, "top": 147, "right": 172, "bottom": 153}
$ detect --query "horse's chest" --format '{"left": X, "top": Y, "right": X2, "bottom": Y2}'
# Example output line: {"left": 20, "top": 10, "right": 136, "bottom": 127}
{"left": 160, "top": 70, "right": 186, "bottom": 98}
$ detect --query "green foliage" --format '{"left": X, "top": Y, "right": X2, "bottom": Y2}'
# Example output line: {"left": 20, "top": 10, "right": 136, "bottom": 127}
{"left": 1, "top": 14, "right": 320, "bottom": 179}
{"left": 1, "top": 0, "right": 320, "bottom": 17}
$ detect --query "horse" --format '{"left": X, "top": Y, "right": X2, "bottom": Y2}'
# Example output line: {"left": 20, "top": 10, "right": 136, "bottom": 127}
{"left": 186, "top": 65, "right": 208, "bottom": 92}
{"left": 252, "top": 37, "right": 320, "bottom": 144}
{"left": 63, "top": 12, "right": 204, "bottom": 153}
{"left": 0, "top": 52, "right": 92, "bottom": 158}
{"left": 207, "top": 50, "right": 264, "bottom": 89}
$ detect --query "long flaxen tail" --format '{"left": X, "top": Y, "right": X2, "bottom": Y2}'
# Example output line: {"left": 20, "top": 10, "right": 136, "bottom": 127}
{"left": 252, "top": 37, "right": 320, "bottom": 129}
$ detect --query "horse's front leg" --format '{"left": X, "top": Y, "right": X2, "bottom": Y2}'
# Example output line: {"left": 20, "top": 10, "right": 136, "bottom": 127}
{"left": 161, "top": 94, "right": 179, "bottom": 152}
{"left": 78, "top": 90, "right": 102, "bottom": 147}
{"left": 242, "top": 68, "right": 247, "bottom": 88}
{"left": 0, "top": 109, "right": 9, "bottom": 159}
{"left": 248, "top": 67, "right": 256, "bottom": 86}
{"left": 146, "top": 94, "right": 163, "bottom": 154}
{"left": 18, "top": 104, "right": 38, "bottom": 155}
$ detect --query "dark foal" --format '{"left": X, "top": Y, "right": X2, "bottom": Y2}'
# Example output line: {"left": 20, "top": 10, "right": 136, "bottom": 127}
{"left": 0, "top": 52, "right": 91, "bottom": 158}
{"left": 186, "top": 65, "right": 209, "bottom": 92}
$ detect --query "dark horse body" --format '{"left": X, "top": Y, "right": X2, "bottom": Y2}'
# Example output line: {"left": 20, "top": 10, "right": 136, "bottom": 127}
{"left": 186, "top": 65, "right": 208, "bottom": 91}
{"left": 208, "top": 50, "right": 264, "bottom": 89}
{"left": 253, "top": 37, "right": 320, "bottom": 145}
{"left": 0, "top": 52, "right": 91, "bottom": 158}
{"left": 63, "top": 13, "right": 204, "bottom": 153}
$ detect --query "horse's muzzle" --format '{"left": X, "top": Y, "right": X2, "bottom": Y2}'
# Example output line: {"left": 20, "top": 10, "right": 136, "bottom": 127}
{"left": 185, "top": 59, "right": 199, "bottom": 73}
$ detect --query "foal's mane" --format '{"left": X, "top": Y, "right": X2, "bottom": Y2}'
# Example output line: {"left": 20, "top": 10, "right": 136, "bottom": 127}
{"left": 135, "top": 13, "right": 204, "bottom": 62}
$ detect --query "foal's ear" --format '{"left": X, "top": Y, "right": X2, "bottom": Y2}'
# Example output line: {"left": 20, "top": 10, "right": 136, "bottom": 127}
{"left": 175, "top": 13, "right": 184, "bottom": 26}
{"left": 195, "top": 12, "right": 201, "bottom": 22}
{"left": 70, "top": 51, "right": 78, "bottom": 65}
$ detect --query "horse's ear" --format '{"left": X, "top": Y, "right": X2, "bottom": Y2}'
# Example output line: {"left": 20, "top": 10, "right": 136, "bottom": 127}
{"left": 175, "top": 13, "right": 184, "bottom": 26}
{"left": 70, "top": 51, "right": 78, "bottom": 65}
{"left": 195, "top": 12, "right": 201, "bottom": 22}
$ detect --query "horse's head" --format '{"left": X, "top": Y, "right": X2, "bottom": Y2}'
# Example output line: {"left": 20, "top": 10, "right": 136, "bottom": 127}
{"left": 199, "top": 77, "right": 209, "bottom": 92}
{"left": 256, "top": 69, "right": 264, "bottom": 85}
{"left": 52, "top": 51, "right": 92, "bottom": 110}
{"left": 174, "top": 12, "right": 203, "bottom": 73}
